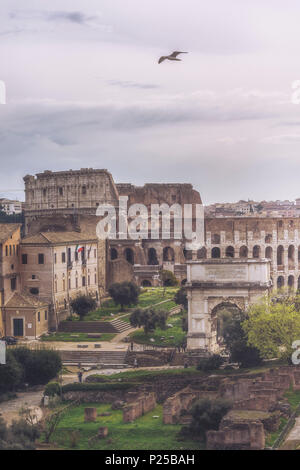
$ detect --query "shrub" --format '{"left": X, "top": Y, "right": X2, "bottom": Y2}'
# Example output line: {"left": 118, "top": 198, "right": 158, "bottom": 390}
{"left": 130, "top": 307, "right": 168, "bottom": 334}
{"left": 70, "top": 295, "right": 97, "bottom": 320}
{"left": 109, "top": 282, "right": 140, "bottom": 310}
{"left": 23, "top": 350, "right": 62, "bottom": 386}
{"left": 161, "top": 270, "right": 178, "bottom": 287}
{"left": 174, "top": 287, "right": 188, "bottom": 309}
{"left": 0, "top": 351, "right": 23, "bottom": 393}
{"left": 196, "top": 354, "right": 224, "bottom": 372}
{"left": 44, "top": 382, "right": 61, "bottom": 397}
{"left": 62, "top": 382, "right": 137, "bottom": 393}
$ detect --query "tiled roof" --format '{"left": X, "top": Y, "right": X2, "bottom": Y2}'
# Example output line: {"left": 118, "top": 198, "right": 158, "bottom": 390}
{"left": 5, "top": 291, "right": 48, "bottom": 308}
{"left": 21, "top": 231, "right": 98, "bottom": 245}
{"left": 0, "top": 223, "right": 21, "bottom": 243}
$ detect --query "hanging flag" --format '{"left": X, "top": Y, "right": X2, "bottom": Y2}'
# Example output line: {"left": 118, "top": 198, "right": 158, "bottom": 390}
{"left": 76, "top": 245, "right": 84, "bottom": 253}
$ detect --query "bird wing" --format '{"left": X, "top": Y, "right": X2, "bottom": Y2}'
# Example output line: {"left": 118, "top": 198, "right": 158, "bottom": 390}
{"left": 169, "top": 51, "right": 188, "bottom": 58}
{"left": 158, "top": 56, "right": 166, "bottom": 64}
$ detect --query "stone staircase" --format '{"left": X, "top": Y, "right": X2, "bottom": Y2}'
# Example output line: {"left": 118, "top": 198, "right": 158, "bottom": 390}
{"left": 60, "top": 349, "right": 128, "bottom": 367}
{"left": 110, "top": 318, "right": 132, "bottom": 333}
{"left": 58, "top": 321, "right": 118, "bottom": 333}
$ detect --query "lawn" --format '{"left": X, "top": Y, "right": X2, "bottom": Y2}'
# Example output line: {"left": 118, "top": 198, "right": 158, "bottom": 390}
{"left": 49, "top": 403, "right": 204, "bottom": 450}
{"left": 129, "top": 313, "right": 186, "bottom": 347}
{"left": 41, "top": 332, "right": 116, "bottom": 342}
{"left": 83, "top": 287, "right": 178, "bottom": 322}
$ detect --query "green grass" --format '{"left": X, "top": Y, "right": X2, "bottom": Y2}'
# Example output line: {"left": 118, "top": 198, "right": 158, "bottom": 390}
{"left": 265, "top": 417, "right": 288, "bottom": 447}
{"left": 40, "top": 332, "right": 116, "bottom": 342}
{"left": 83, "top": 287, "right": 179, "bottom": 322}
{"left": 284, "top": 389, "right": 300, "bottom": 411}
{"left": 130, "top": 314, "right": 186, "bottom": 347}
{"left": 86, "top": 367, "right": 202, "bottom": 383}
{"left": 50, "top": 403, "right": 204, "bottom": 450}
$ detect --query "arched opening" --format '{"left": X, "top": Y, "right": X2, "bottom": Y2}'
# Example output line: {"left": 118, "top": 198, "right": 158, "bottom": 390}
{"left": 148, "top": 248, "right": 159, "bottom": 265}
{"left": 197, "top": 247, "right": 207, "bottom": 259}
{"left": 253, "top": 245, "right": 260, "bottom": 259}
{"left": 141, "top": 279, "right": 152, "bottom": 287}
{"left": 265, "top": 246, "right": 273, "bottom": 259}
{"left": 183, "top": 249, "right": 192, "bottom": 260}
{"left": 277, "top": 276, "right": 284, "bottom": 289}
{"left": 288, "top": 245, "right": 295, "bottom": 267}
{"left": 211, "top": 302, "right": 242, "bottom": 344}
{"left": 110, "top": 248, "right": 118, "bottom": 260}
{"left": 225, "top": 246, "right": 234, "bottom": 258}
{"left": 239, "top": 246, "right": 248, "bottom": 258}
{"left": 277, "top": 246, "right": 284, "bottom": 266}
{"left": 124, "top": 248, "right": 134, "bottom": 265}
{"left": 181, "top": 278, "right": 187, "bottom": 286}
{"left": 288, "top": 275, "right": 295, "bottom": 291}
{"left": 212, "top": 233, "right": 220, "bottom": 244}
{"left": 211, "top": 247, "right": 220, "bottom": 259}
{"left": 163, "top": 246, "right": 175, "bottom": 262}
{"left": 265, "top": 234, "right": 272, "bottom": 243}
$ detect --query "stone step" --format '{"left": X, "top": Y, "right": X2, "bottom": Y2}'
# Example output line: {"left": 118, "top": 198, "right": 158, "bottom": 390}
{"left": 58, "top": 321, "right": 118, "bottom": 333}
{"left": 60, "top": 350, "right": 128, "bottom": 365}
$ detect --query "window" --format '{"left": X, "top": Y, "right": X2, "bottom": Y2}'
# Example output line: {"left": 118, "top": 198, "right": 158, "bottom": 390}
{"left": 54, "top": 253, "right": 57, "bottom": 264}
{"left": 22, "top": 254, "right": 28, "bottom": 264}
{"left": 5, "top": 246, "right": 8, "bottom": 256}
{"left": 62, "top": 252, "right": 66, "bottom": 263}
{"left": 38, "top": 253, "right": 44, "bottom": 264}
{"left": 32, "top": 275, "right": 36, "bottom": 280}
{"left": 45, "top": 311, "right": 47, "bottom": 321}
{"left": 82, "top": 276, "right": 86, "bottom": 287}
{"left": 75, "top": 251, "right": 78, "bottom": 261}
{"left": 94, "top": 249, "right": 97, "bottom": 258}
{"left": 11, "top": 277, "right": 16, "bottom": 291}
{"left": 58, "top": 187, "right": 63, "bottom": 196}
{"left": 38, "top": 311, "right": 40, "bottom": 322}
{"left": 82, "top": 186, "right": 87, "bottom": 195}
{"left": 30, "top": 287, "right": 39, "bottom": 295}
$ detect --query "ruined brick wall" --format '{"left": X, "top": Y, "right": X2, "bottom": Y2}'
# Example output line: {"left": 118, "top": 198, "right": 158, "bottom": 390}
{"left": 207, "top": 420, "right": 265, "bottom": 450}
{"left": 123, "top": 392, "right": 156, "bottom": 422}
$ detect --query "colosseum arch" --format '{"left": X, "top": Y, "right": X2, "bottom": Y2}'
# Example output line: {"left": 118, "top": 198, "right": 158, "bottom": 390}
{"left": 211, "top": 247, "right": 220, "bottom": 259}
{"left": 225, "top": 246, "right": 234, "bottom": 258}
{"left": 265, "top": 246, "right": 273, "bottom": 259}
{"left": 239, "top": 246, "right": 248, "bottom": 258}
{"left": 288, "top": 245, "right": 295, "bottom": 267}
{"left": 253, "top": 245, "right": 260, "bottom": 259}
{"left": 197, "top": 247, "right": 207, "bottom": 259}
{"left": 110, "top": 248, "right": 118, "bottom": 260}
{"left": 148, "top": 247, "right": 159, "bottom": 265}
{"left": 141, "top": 279, "right": 152, "bottom": 287}
{"left": 288, "top": 275, "right": 295, "bottom": 290}
{"left": 277, "top": 246, "right": 284, "bottom": 266}
{"left": 163, "top": 246, "right": 175, "bottom": 262}
{"left": 277, "top": 275, "right": 284, "bottom": 289}
{"left": 124, "top": 248, "right": 134, "bottom": 265}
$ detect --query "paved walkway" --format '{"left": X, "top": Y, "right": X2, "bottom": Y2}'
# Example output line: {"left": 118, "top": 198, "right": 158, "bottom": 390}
{"left": 0, "top": 389, "right": 44, "bottom": 426}
{"left": 283, "top": 416, "right": 300, "bottom": 449}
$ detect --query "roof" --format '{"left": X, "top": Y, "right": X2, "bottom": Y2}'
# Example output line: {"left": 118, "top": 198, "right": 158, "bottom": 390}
{"left": 5, "top": 291, "right": 48, "bottom": 309}
{"left": 0, "top": 223, "right": 21, "bottom": 243}
{"left": 21, "top": 231, "right": 98, "bottom": 245}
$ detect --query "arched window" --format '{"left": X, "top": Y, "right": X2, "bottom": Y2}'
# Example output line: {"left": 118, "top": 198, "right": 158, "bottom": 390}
{"left": 253, "top": 245, "right": 260, "bottom": 259}
{"left": 288, "top": 275, "right": 295, "bottom": 290}
{"left": 288, "top": 245, "right": 295, "bottom": 265}
{"left": 225, "top": 246, "right": 234, "bottom": 258}
{"left": 148, "top": 248, "right": 159, "bottom": 265}
{"left": 183, "top": 249, "right": 192, "bottom": 260}
{"left": 211, "top": 247, "right": 220, "bottom": 259}
{"left": 163, "top": 246, "right": 175, "bottom": 262}
{"left": 212, "top": 233, "right": 220, "bottom": 244}
{"left": 239, "top": 246, "right": 248, "bottom": 258}
{"left": 197, "top": 247, "right": 207, "bottom": 259}
{"left": 277, "top": 246, "right": 284, "bottom": 266}
{"left": 265, "top": 246, "right": 273, "bottom": 259}
{"left": 265, "top": 234, "right": 272, "bottom": 243}
{"left": 277, "top": 276, "right": 284, "bottom": 289}
{"left": 124, "top": 248, "right": 134, "bottom": 265}
{"left": 110, "top": 248, "right": 118, "bottom": 260}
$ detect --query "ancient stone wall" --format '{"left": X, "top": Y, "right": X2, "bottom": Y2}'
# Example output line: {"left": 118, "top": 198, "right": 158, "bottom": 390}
{"left": 123, "top": 392, "right": 156, "bottom": 422}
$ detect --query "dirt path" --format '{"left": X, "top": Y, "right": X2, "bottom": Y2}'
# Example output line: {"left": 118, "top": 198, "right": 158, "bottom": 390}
{"left": 0, "top": 389, "right": 44, "bottom": 425}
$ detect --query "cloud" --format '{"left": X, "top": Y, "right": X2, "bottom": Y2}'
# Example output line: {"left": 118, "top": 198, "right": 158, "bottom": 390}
{"left": 45, "top": 11, "right": 98, "bottom": 25}
{"left": 107, "top": 79, "right": 160, "bottom": 90}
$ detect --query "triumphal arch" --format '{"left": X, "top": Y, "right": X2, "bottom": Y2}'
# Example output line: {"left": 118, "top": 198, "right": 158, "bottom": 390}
{"left": 186, "top": 258, "right": 272, "bottom": 354}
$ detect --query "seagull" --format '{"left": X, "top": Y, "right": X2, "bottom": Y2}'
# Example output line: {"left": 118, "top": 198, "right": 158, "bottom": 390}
{"left": 158, "top": 51, "right": 188, "bottom": 64}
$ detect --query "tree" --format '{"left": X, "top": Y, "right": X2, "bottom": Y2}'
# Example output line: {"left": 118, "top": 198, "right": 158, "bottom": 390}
{"left": 182, "top": 398, "right": 231, "bottom": 441}
{"left": 109, "top": 281, "right": 140, "bottom": 311}
{"left": 130, "top": 308, "right": 168, "bottom": 334}
{"left": 243, "top": 296, "right": 300, "bottom": 360}
{"left": 174, "top": 287, "right": 188, "bottom": 309}
{"left": 70, "top": 295, "right": 97, "bottom": 320}
{"left": 197, "top": 354, "right": 224, "bottom": 372}
{"left": 22, "top": 349, "right": 62, "bottom": 386}
{"left": 0, "top": 351, "right": 23, "bottom": 393}
{"left": 161, "top": 270, "right": 178, "bottom": 287}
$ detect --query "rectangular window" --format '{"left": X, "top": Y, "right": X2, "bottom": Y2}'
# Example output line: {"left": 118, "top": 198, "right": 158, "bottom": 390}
{"left": 22, "top": 254, "right": 28, "bottom": 264}
{"left": 11, "top": 277, "right": 16, "bottom": 291}
{"left": 62, "top": 252, "right": 66, "bottom": 263}
{"left": 54, "top": 253, "right": 57, "bottom": 264}
{"left": 38, "top": 253, "right": 44, "bottom": 264}
{"left": 5, "top": 246, "right": 8, "bottom": 256}
{"left": 94, "top": 249, "right": 96, "bottom": 258}
{"left": 82, "top": 276, "right": 86, "bottom": 287}
{"left": 38, "top": 311, "right": 40, "bottom": 322}
{"left": 45, "top": 310, "right": 47, "bottom": 321}
{"left": 75, "top": 251, "right": 78, "bottom": 261}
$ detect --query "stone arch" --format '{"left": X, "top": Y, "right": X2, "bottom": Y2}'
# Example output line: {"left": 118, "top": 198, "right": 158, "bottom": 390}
{"left": 288, "top": 245, "right": 295, "bottom": 266}
{"left": 225, "top": 246, "right": 234, "bottom": 258}
{"left": 148, "top": 247, "right": 159, "bottom": 265}
{"left": 197, "top": 247, "right": 207, "bottom": 259}
{"left": 141, "top": 279, "right": 152, "bottom": 287}
{"left": 253, "top": 245, "right": 260, "bottom": 259}
{"left": 163, "top": 246, "right": 175, "bottom": 262}
{"left": 183, "top": 249, "right": 192, "bottom": 260}
{"left": 211, "top": 301, "right": 243, "bottom": 342}
{"left": 211, "top": 247, "right": 220, "bottom": 259}
{"left": 277, "top": 275, "right": 284, "bottom": 289}
{"left": 110, "top": 248, "right": 118, "bottom": 260}
{"left": 239, "top": 246, "right": 248, "bottom": 258}
{"left": 288, "top": 275, "right": 295, "bottom": 290}
{"left": 124, "top": 248, "right": 134, "bottom": 265}
{"left": 277, "top": 245, "right": 284, "bottom": 266}
{"left": 265, "top": 246, "right": 273, "bottom": 259}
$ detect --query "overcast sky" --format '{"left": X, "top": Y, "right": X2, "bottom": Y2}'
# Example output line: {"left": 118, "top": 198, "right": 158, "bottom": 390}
{"left": 1, "top": 0, "right": 300, "bottom": 204}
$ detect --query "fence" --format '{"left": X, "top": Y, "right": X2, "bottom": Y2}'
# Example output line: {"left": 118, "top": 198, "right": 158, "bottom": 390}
{"left": 272, "top": 402, "right": 300, "bottom": 449}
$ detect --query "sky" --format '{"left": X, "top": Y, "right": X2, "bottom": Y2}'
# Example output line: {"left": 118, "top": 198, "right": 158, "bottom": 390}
{"left": 1, "top": 0, "right": 300, "bottom": 204}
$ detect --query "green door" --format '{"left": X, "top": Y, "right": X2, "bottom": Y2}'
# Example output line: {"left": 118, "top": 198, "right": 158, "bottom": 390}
{"left": 13, "top": 318, "right": 24, "bottom": 337}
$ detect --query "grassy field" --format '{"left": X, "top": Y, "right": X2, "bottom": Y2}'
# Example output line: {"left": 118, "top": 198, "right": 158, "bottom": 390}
{"left": 41, "top": 332, "right": 116, "bottom": 342}
{"left": 129, "top": 313, "right": 186, "bottom": 347}
{"left": 49, "top": 403, "right": 204, "bottom": 450}
{"left": 84, "top": 287, "right": 178, "bottom": 321}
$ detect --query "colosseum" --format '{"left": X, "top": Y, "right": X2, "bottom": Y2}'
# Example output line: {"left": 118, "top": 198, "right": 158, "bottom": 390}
{"left": 23, "top": 168, "right": 300, "bottom": 291}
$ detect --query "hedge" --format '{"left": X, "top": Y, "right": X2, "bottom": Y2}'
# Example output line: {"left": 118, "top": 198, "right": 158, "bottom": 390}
{"left": 61, "top": 382, "right": 138, "bottom": 393}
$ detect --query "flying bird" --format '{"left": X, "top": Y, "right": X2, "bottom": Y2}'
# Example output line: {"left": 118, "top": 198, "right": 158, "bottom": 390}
{"left": 158, "top": 51, "right": 188, "bottom": 64}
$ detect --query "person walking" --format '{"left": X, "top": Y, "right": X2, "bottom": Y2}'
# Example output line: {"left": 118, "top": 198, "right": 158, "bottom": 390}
{"left": 78, "top": 370, "right": 83, "bottom": 383}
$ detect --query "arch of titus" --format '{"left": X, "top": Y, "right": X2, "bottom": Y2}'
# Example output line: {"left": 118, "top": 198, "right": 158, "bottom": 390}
{"left": 186, "top": 258, "right": 272, "bottom": 354}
